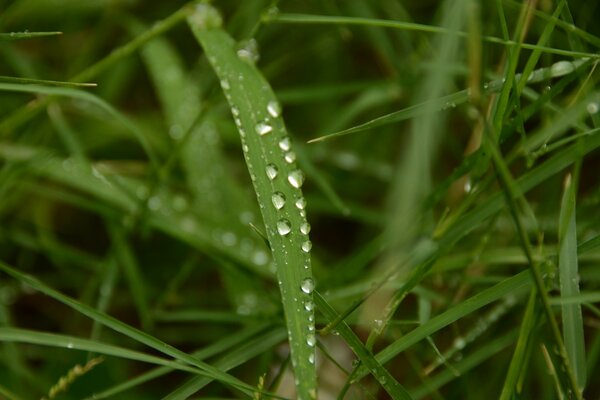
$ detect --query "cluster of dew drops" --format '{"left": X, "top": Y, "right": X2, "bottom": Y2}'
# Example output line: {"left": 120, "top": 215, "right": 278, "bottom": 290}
{"left": 217, "top": 35, "right": 318, "bottom": 365}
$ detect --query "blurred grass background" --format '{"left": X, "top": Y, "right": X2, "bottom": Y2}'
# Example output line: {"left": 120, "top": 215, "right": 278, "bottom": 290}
{"left": 0, "top": 0, "right": 599, "bottom": 398}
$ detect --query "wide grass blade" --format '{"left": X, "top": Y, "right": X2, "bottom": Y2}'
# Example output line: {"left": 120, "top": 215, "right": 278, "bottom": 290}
{"left": 186, "top": 5, "right": 316, "bottom": 398}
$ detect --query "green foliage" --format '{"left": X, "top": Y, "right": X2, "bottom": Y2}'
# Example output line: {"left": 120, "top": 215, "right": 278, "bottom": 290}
{"left": 0, "top": 0, "right": 599, "bottom": 399}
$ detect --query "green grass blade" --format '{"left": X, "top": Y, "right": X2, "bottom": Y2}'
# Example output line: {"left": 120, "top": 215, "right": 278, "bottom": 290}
{"left": 412, "top": 329, "right": 518, "bottom": 399}
{"left": 499, "top": 291, "right": 539, "bottom": 400}
{"left": 558, "top": 174, "right": 586, "bottom": 390}
{"left": 108, "top": 224, "right": 152, "bottom": 331}
{"left": 0, "top": 327, "right": 203, "bottom": 374}
{"left": 314, "top": 292, "right": 414, "bottom": 400}
{"left": 0, "top": 76, "right": 96, "bottom": 87}
{"left": 0, "top": 83, "right": 159, "bottom": 170}
{"left": 267, "top": 13, "right": 600, "bottom": 59}
{"left": 353, "top": 271, "right": 531, "bottom": 380}
{"left": 186, "top": 5, "right": 316, "bottom": 398}
{"left": 87, "top": 323, "right": 281, "bottom": 399}
{"left": 0, "top": 261, "right": 257, "bottom": 396}
{"left": 0, "top": 31, "right": 62, "bottom": 40}
{"left": 162, "top": 326, "right": 287, "bottom": 400}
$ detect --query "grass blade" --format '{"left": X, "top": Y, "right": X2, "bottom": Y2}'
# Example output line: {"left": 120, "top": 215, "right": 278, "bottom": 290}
{"left": 314, "top": 292, "right": 414, "bottom": 400}
{"left": 0, "top": 31, "right": 62, "bottom": 40}
{"left": 558, "top": 174, "right": 586, "bottom": 390}
{"left": 186, "top": 5, "right": 316, "bottom": 398}
{"left": 0, "top": 328, "right": 203, "bottom": 374}
{"left": 353, "top": 271, "right": 531, "bottom": 380}
{"left": 0, "top": 261, "right": 257, "bottom": 396}
{"left": 267, "top": 13, "right": 600, "bottom": 59}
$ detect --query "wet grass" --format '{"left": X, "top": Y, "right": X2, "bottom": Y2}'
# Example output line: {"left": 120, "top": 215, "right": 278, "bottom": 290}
{"left": 0, "top": 0, "right": 599, "bottom": 399}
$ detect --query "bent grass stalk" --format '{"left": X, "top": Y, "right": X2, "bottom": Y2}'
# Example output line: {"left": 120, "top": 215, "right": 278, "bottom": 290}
{"left": 187, "top": 5, "right": 317, "bottom": 399}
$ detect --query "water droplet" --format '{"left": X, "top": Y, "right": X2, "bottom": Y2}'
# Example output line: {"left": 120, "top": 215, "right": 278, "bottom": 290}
{"left": 300, "top": 277, "right": 314, "bottom": 294}
{"left": 255, "top": 121, "right": 272, "bottom": 136}
{"left": 587, "top": 102, "right": 599, "bottom": 114}
{"left": 236, "top": 38, "right": 259, "bottom": 63}
{"left": 306, "top": 333, "right": 316, "bottom": 347}
{"left": 265, "top": 163, "right": 278, "bottom": 180}
{"left": 284, "top": 151, "right": 296, "bottom": 163}
{"left": 295, "top": 197, "right": 307, "bottom": 210}
{"left": 267, "top": 100, "right": 281, "bottom": 118}
{"left": 308, "top": 353, "right": 315, "bottom": 364}
{"left": 304, "top": 300, "right": 314, "bottom": 311}
{"left": 66, "top": 343, "right": 74, "bottom": 349}
{"left": 277, "top": 219, "right": 291, "bottom": 236}
{"left": 551, "top": 60, "right": 575, "bottom": 77}
{"left": 220, "top": 79, "right": 230, "bottom": 90}
{"left": 278, "top": 137, "right": 291, "bottom": 151}
{"left": 271, "top": 191, "right": 286, "bottom": 210}
{"left": 300, "top": 222, "right": 311, "bottom": 235}
{"left": 287, "top": 170, "right": 305, "bottom": 188}
{"left": 301, "top": 241, "right": 312, "bottom": 253}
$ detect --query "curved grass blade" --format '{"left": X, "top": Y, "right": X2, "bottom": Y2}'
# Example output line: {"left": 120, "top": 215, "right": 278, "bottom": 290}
{"left": 0, "top": 83, "right": 159, "bottom": 170}
{"left": 0, "top": 262, "right": 257, "bottom": 397}
{"left": 267, "top": 13, "right": 600, "bottom": 59}
{"left": 86, "top": 323, "right": 274, "bottom": 399}
{"left": 558, "top": 174, "right": 586, "bottom": 390}
{"left": 162, "top": 327, "right": 287, "bottom": 400}
{"left": 353, "top": 271, "right": 532, "bottom": 380}
{"left": 0, "top": 328, "right": 203, "bottom": 374}
{"left": 314, "top": 292, "right": 414, "bottom": 400}
{"left": 186, "top": 5, "right": 316, "bottom": 398}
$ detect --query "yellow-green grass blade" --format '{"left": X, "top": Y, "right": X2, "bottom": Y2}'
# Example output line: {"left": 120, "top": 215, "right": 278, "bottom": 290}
{"left": 186, "top": 5, "right": 316, "bottom": 398}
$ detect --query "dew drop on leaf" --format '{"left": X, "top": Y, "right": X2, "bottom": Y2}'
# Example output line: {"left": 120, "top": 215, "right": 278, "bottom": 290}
{"left": 255, "top": 121, "right": 272, "bottom": 136}
{"left": 277, "top": 219, "right": 291, "bottom": 236}
{"left": 265, "top": 163, "right": 278, "bottom": 180}
{"left": 267, "top": 100, "right": 281, "bottom": 118}
{"left": 301, "top": 240, "right": 312, "bottom": 253}
{"left": 295, "top": 197, "right": 307, "bottom": 210}
{"left": 300, "top": 222, "right": 311, "bottom": 235}
{"left": 271, "top": 191, "right": 286, "bottom": 210}
{"left": 300, "top": 277, "right": 314, "bottom": 294}
{"left": 288, "top": 170, "right": 305, "bottom": 189}
{"left": 278, "top": 137, "right": 291, "bottom": 151}
{"left": 284, "top": 151, "right": 296, "bottom": 164}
